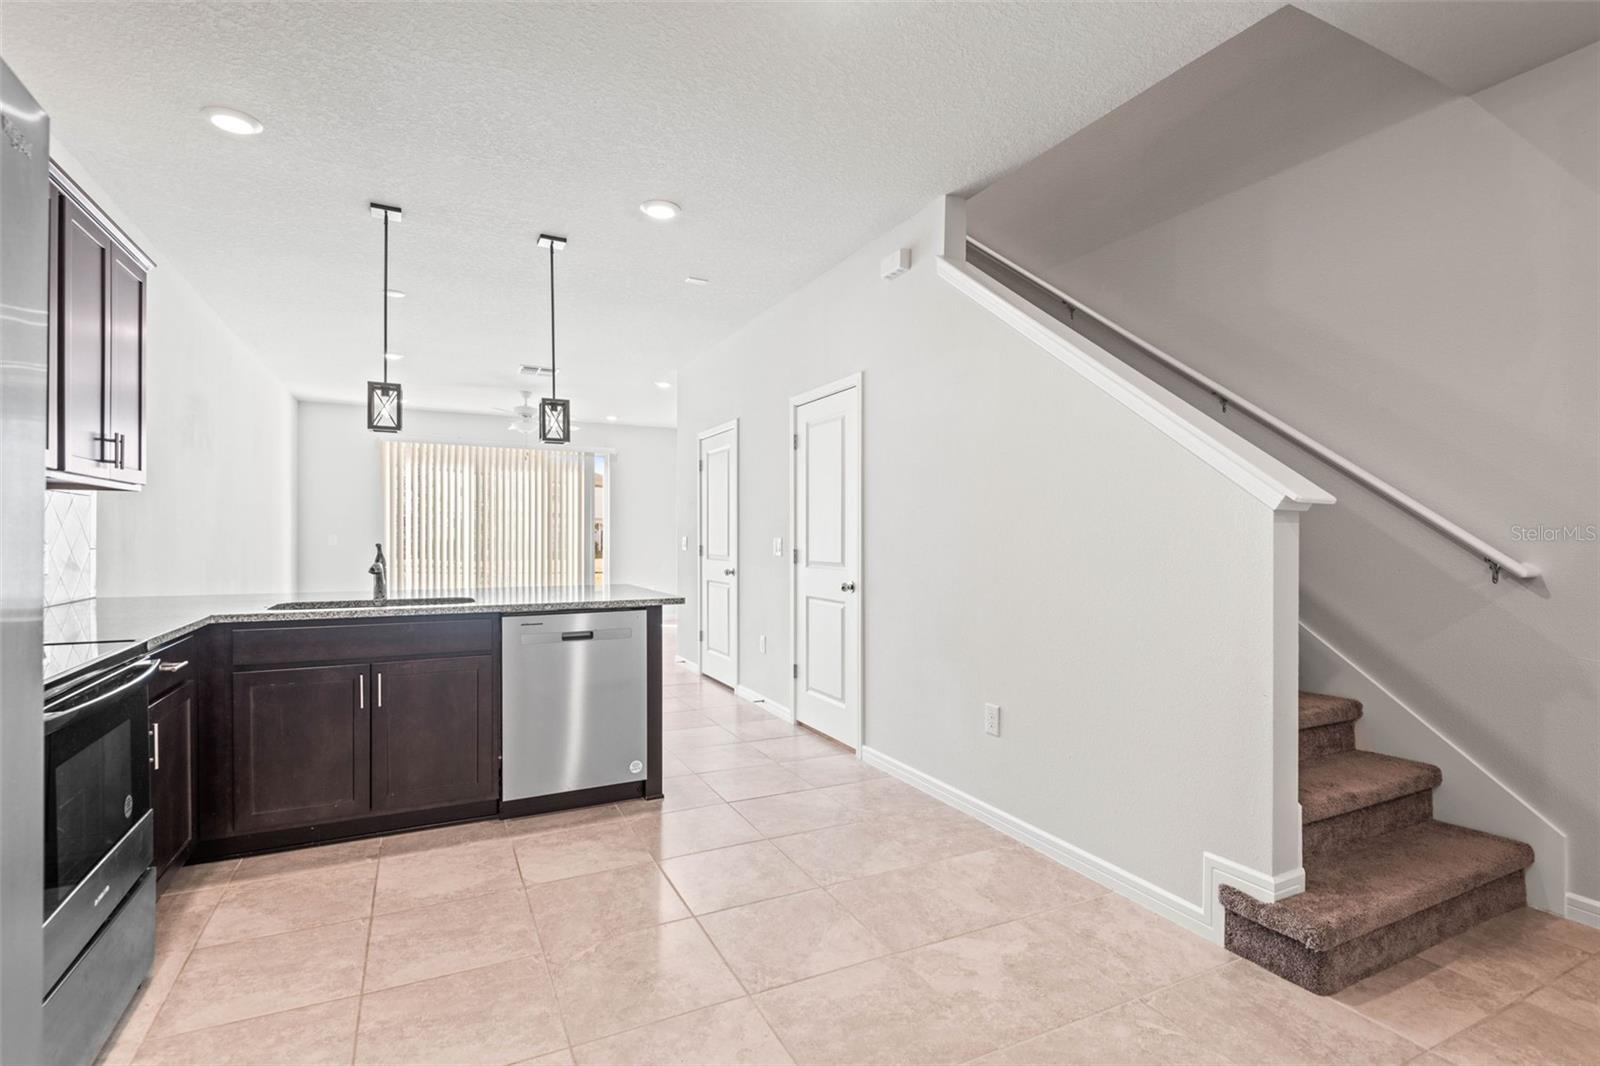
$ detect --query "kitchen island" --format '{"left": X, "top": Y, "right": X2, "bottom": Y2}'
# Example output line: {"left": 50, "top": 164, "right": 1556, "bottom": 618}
{"left": 44, "top": 585, "right": 683, "bottom": 869}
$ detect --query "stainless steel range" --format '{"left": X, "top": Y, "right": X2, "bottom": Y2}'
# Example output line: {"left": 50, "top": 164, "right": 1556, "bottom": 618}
{"left": 41, "top": 655, "right": 159, "bottom": 1066}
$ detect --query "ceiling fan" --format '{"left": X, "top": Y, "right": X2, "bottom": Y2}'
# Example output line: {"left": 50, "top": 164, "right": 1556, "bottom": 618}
{"left": 504, "top": 390, "right": 539, "bottom": 435}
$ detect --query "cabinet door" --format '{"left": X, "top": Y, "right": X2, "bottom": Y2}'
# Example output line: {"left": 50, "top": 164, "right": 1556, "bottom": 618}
{"left": 104, "top": 247, "right": 146, "bottom": 484}
{"left": 232, "top": 664, "right": 371, "bottom": 833}
{"left": 58, "top": 197, "right": 112, "bottom": 479}
{"left": 149, "top": 679, "right": 195, "bottom": 876}
{"left": 371, "top": 655, "right": 496, "bottom": 812}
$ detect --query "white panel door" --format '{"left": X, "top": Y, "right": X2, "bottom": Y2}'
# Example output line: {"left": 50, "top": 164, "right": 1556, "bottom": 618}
{"left": 699, "top": 423, "right": 738, "bottom": 686}
{"left": 794, "top": 384, "right": 859, "bottom": 747}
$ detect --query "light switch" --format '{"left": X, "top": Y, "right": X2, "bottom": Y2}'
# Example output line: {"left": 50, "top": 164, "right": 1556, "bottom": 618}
{"left": 772, "top": 537, "right": 783, "bottom": 557}
{"left": 680, "top": 536, "right": 687, "bottom": 551}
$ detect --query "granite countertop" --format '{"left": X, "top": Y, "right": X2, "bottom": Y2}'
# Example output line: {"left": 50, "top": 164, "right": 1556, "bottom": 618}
{"left": 43, "top": 584, "right": 683, "bottom": 685}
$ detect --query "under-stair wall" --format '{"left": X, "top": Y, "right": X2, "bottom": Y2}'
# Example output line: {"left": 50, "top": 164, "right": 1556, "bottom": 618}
{"left": 965, "top": 21, "right": 1599, "bottom": 924}
{"left": 676, "top": 195, "right": 1333, "bottom": 941}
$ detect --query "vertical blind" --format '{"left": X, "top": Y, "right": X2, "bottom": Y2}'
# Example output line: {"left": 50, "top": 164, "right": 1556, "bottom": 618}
{"left": 380, "top": 441, "right": 595, "bottom": 592}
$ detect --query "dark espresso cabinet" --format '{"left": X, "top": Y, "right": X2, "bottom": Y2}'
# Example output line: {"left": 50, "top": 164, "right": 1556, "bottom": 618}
{"left": 371, "top": 655, "right": 497, "bottom": 813}
{"left": 231, "top": 664, "right": 372, "bottom": 834}
{"left": 196, "top": 617, "right": 501, "bottom": 857}
{"left": 47, "top": 165, "right": 150, "bottom": 490}
{"left": 148, "top": 679, "right": 196, "bottom": 876}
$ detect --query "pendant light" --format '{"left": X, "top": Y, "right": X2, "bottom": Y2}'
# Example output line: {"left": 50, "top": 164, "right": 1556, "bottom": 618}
{"left": 366, "top": 202, "right": 404, "bottom": 433}
{"left": 536, "top": 233, "right": 571, "bottom": 443}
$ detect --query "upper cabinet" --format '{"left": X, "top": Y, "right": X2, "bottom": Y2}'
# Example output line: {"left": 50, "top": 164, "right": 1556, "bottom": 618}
{"left": 47, "top": 164, "right": 151, "bottom": 490}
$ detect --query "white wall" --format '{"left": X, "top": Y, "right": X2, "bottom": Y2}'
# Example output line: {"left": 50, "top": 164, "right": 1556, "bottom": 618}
{"left": 971, "top": 38, "right": 1600, "bottom": 906}
{"left": 295, "top": 402, "right": 677, "bottom": 597}
{"left": 675, "top": 197, "right": 1311, "bottom": 930}
{"left": 50, "top": 143, "right": 298, "bottom": 598}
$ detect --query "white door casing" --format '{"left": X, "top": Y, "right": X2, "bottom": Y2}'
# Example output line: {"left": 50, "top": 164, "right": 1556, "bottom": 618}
{"left": 698, "top": 420, "right": 738, "bottom": 686}
{"left": 791, "top": 376, "right": 861, "bottom": 748}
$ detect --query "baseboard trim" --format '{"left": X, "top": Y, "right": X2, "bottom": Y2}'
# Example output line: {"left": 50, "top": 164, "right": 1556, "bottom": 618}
{"left": 673, "top": 656, "right": 699, "bottom": 673}
{"left": 860, "top": 746, "right": 1297, "bottom": 943}
{"left": 1566, "top": 893, "right": 1600, "bottom": 929}
{"left": 734, "top": 684, "right": 794, "bottom": 721}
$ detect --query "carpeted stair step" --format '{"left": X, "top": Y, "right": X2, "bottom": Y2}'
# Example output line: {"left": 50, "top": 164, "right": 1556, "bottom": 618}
{"left": 1299, "top": 691, "right": 1362, "bottom": 760}
{"left": 1221, "top": 820, "right": 1534, "bottom": 994}
{"left": 1301, "top": 750, "right": 1440, "bottom": 855}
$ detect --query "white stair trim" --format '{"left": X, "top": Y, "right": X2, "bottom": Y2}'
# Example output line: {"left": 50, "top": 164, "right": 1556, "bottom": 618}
{"left": 936, "top": 255, "right": 1333, "bottom": 514}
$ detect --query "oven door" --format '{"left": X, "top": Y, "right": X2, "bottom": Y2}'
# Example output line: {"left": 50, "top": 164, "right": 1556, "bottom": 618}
{"left": 42, "top": 656, "right": 158, "bottom": 994}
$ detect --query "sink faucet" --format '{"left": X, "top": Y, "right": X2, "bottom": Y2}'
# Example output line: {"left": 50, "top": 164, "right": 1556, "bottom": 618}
{"left": 368, "top": 543, "right": 387, "bottom": 600}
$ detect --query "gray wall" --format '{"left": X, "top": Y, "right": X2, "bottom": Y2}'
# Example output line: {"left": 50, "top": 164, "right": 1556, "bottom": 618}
{"left": 296, "top": 403, "right": 678, "bottom": 597}
{"left": 971, "top": 32, "right": 1600, "bottom": 902}
{"left": 676, "top": 197, "right": 1309, "bottom": 920}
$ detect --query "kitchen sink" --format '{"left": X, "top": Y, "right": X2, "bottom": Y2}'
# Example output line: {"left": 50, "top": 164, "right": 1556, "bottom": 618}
{"left": 267, "top": 596, "right": 477, "bottom": 610}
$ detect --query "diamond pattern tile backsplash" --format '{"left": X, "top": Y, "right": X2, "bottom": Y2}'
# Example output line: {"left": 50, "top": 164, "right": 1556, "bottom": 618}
{"left": 44, "top": 490, "right": 97, "bottom": 607}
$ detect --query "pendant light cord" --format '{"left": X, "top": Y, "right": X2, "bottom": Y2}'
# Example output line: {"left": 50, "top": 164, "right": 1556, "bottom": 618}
{"left": 382, "top": 210, "right": 390, "bottom": 385}
{"left": 548, "top": 243, "right": 557, "bottom": 400}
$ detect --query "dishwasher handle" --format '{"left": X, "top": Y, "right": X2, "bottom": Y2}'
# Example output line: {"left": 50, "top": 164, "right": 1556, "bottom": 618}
{"left": 519, "top": 626, "right": 634, "bottom": 646}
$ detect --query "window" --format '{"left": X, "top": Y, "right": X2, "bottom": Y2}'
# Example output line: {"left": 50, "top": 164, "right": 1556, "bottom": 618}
{"left": 380, "top": 441, "right": 608, "bottom": 592}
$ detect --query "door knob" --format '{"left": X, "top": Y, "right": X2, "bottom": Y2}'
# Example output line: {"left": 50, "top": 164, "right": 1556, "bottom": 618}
{"left": 840, "top": 581, "right": 856, "bottom": 592}
{"left": 724, "top": 568, "right": 736, "bottom": 576}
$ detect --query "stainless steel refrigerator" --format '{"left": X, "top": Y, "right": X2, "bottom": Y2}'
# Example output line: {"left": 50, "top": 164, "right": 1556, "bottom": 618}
{"left": 0, "top": 57, "right": 48, "bottom": 1066}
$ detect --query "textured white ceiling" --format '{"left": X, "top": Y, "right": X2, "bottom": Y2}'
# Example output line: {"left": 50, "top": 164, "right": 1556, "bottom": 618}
{"left": 1, "top": 0, "right": 1280, "bottom": 426}
{"left": 9, "top": 3, "right": 1586, "bottom": 428}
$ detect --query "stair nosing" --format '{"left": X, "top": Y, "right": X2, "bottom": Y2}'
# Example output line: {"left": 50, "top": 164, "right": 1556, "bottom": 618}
{"left": 1299, "top": 691, "right": 1363, "bottom": 730}
{"left": 1220, "top": 820, "right": 1535, "bottom": 951}
{"left": 1299, "top": 749, "right": 1442, "bottom": 825}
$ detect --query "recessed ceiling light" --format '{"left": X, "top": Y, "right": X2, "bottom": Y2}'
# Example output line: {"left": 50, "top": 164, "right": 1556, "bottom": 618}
{"left": 684, "top": 276, "right": 709, "bottom": 286}
{"left": 654, "top": 380, "right": 672, "bottom": 389}
{"left": 605, "top": 414, "right": 619, "bottom": 422}
{"left": 385, "top": 289, "right": 405, "bottom": 299}
{"left": 639, "top": 199, "right": 680, "bottom": 221}
{"left": 202, "top": 106, "right": 263, "bottom": 136}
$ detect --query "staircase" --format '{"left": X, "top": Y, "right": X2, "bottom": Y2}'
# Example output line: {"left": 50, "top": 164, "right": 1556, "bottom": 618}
{"left": 1220, "top": 692, "right": 1535, "bottom": 995}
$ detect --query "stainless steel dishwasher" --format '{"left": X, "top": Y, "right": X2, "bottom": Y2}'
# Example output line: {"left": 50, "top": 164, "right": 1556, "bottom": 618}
{"left": 501, "top": 611, "right": 647, "bottom": 809}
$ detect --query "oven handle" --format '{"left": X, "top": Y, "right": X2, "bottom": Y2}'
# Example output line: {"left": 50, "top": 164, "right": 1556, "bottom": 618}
{"left": 43, "top": 658, "right": 161, "bottom": 726}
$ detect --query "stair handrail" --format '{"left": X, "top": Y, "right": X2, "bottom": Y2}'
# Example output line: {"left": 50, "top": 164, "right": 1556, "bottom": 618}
{"left": 968, "top": 237, "right": 1538, "bottom": 584}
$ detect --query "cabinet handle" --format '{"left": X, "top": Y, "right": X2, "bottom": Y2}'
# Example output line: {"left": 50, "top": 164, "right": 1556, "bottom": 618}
{"left": 149, "top": 722, "right": 160, "bottom": 772}
{"left": 376, "top": 671, "right": 383, "bottom": 708}
{"left": 115, "top": 432, "right": 126, "bottom": 469}
{"left": 359, "top": 674, "right": 365, "bottom": 709}
{"left": 157, "top": 660, "right": 188, "bottom": 672}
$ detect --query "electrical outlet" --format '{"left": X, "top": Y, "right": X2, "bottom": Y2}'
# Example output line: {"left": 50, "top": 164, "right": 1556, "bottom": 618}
{"left": 772, "top": 537, "right": 783, "bottom": 557}
{"left": 680, "top": 536, "right": 687, "bottom": 551}
{"left": 983, "top": 703, "right": 1001, "bottom": 737}
{"left": 759, "top": 635, "right": 767, "bottom": 654}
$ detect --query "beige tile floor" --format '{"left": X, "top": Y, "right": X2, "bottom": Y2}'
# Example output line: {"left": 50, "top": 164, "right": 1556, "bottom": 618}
{"left": 98, "top": 632, "right": 1600, "bottom": 1065}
